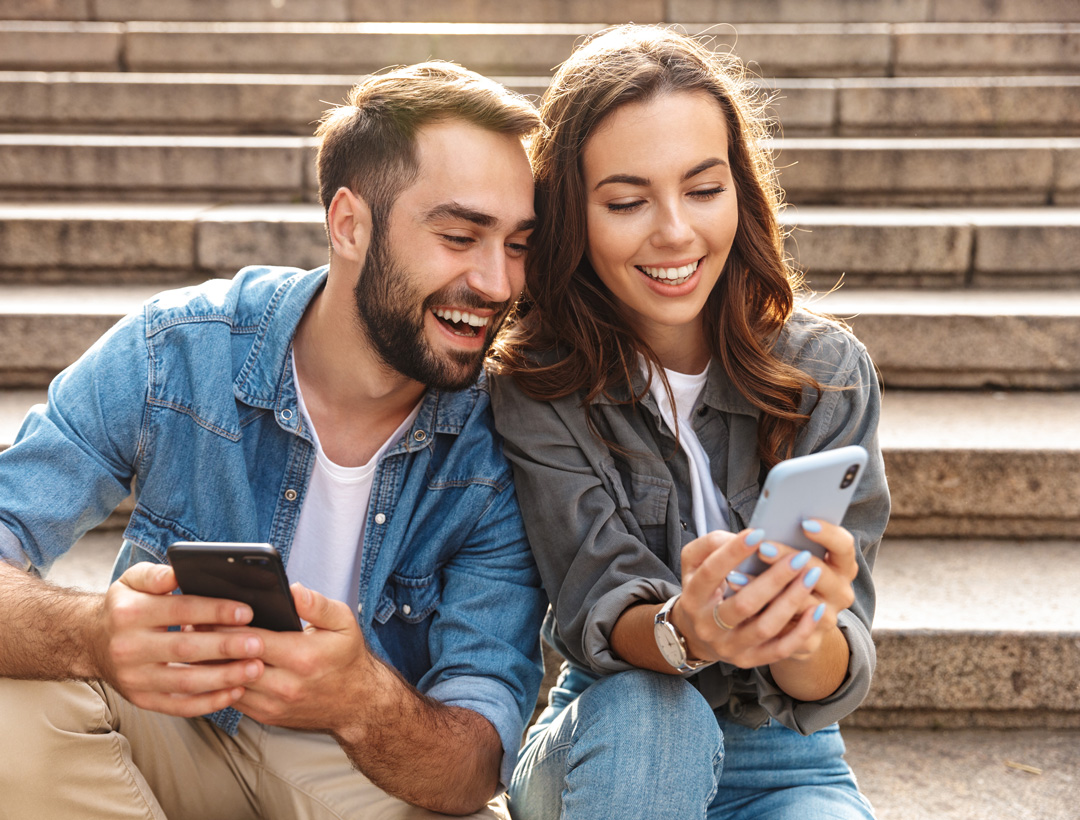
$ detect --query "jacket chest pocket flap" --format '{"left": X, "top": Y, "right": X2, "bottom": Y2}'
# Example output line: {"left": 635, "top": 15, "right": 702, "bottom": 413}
{"left": 374, "top": 571, "right": 441, "bottom": 625}
{"left": 600, "top": 458, "right": 672, "bottom": 549}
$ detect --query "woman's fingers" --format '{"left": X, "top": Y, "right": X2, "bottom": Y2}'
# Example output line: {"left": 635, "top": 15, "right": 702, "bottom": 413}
{"left": 679, "top": 528, "right": 763, "bottom": 611}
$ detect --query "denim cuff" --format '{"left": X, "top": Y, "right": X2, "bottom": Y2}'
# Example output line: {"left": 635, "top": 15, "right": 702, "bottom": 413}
{"left": 426, "top": 675, "right": 524, "bottom": 790}
{"left": 0, "top": 523, "right": 31, "bottom": 571}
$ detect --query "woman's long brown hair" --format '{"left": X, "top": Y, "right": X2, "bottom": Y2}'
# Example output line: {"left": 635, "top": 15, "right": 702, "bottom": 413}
{"left": 493, "top": 26, "right": 820, "bottom": 467}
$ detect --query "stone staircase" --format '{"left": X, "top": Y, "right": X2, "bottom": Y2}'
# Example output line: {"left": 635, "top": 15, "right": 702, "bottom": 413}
{"left": 1, "top": 2, "right": 1077, "bottom": 817}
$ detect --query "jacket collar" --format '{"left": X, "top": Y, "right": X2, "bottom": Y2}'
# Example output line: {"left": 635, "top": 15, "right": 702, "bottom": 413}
{"left": 590, "top": 357, "right": 761, "bottom": 420}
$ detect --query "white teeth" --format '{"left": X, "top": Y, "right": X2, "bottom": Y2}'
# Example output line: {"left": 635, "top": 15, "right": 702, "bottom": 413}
{"left": 434, "top": 308, "right": 490, "bottom": 327}
{"left": 638, "top": 261, "right": 699, "bottom": 283}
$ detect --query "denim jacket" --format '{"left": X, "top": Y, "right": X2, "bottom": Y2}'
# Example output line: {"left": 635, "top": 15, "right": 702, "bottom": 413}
{"left": 491, "top": 310, "right": 890, "bottom": 736}
{"left": 0, "top": 266, "right": 546, "bottom": 786}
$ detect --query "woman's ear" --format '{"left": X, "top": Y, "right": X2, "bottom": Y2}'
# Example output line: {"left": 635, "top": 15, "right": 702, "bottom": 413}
{"left": 326, "top": 186, "right": 373, "bottom": 263}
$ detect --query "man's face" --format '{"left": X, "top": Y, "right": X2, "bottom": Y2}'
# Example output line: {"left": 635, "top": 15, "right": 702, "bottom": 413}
{"left": 353, "top": 119, "right": 535, "bottom": 391}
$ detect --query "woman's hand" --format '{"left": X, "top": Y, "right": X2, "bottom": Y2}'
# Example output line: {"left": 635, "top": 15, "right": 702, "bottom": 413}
{"left": 673, "top": 521, "right": 856, "bottom": 676}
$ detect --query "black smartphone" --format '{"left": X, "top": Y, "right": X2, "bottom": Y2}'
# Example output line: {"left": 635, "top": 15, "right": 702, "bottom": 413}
{"left": 167, "top": 541, "right": 302, "bottom": 631}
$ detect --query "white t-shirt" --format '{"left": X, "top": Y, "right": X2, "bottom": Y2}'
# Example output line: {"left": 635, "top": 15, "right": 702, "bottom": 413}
{"left": 645, "top": 360, "right": 731, "bottom": 537}
{"left": 287, "top": 355, "right": 421, "bottom": 613}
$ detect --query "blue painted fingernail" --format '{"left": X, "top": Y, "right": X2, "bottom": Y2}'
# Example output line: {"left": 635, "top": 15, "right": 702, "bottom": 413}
{"left": 803, "top": 566, "right": 822, "bottom": 588}
{"left": 759, "top": 542, "right": 779, "bottom": 558}
{"left": 802, "top": 519, "right": 822, "bottom": 533}
{"left": 727, "top": 571, "right": 749, "bottom": 587}
{"left": 813, "top": 603, "right": 826, "bottom": 622}
{"left": 745, "top": 528, "right": 765, "bottom": 547}
{"left": 790, "top": 550, "right": 812, "bottom": 570}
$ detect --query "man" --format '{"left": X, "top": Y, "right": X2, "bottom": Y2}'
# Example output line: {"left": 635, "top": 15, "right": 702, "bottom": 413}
{"left": 0, "top": 63, "right": 546, "bottom": 819}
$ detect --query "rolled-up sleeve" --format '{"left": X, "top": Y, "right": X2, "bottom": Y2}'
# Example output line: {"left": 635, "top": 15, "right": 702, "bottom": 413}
{"left": 0, "top": 310, "right": 148, "bottom": 573}
{"left": 747, "top": 334, "right": 890, "bottom": 733}
{"left": 417, "top": 477, "right": 547, "bottom": 788}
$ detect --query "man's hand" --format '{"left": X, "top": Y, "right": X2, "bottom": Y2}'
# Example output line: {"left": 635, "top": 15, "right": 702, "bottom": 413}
{"left": 233, "top": 583, "right": 376, "bottom": 731}
{"left": 91, "top": 562, "right": 267, "bottom": 717}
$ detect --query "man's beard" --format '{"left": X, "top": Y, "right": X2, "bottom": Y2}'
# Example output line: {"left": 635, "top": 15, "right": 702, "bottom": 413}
{"left": 353, "top": 225, "right": 508, "bottom": 391}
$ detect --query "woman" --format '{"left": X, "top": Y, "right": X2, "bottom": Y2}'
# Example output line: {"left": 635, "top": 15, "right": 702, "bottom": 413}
{"left": 491, "top": 25, "right": 890, "bottom": 820}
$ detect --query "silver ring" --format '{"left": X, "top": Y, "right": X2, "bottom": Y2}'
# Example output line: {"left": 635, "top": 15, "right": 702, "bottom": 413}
{"left": 712, "top": 604, "right": 736, "bottom": 631}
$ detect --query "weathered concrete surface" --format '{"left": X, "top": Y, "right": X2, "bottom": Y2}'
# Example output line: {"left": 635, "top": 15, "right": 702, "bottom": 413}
{"left": 774, "top": 137, "right": 1070, "bottom": 206}
{"left": 894, "top": 22, "right": 1080, "bottom": 76}
{"left": 880, "top": 389, "right": 1080, "bottom": 539}
{"left": 835, "top": 76, "right": 1080, "bottom": 137}
{"left": 0, "top": 284, "right": 156, "bottom": 387}
{"left": 815, "top": 289, "right": 1080, "bottom": 389}
{"left": 844, "top": 728, "right": 1080, "bottom": 820}
{"left": 8, "top": 73, "right": 1079, "bottom": 138}
{"left": 0, "top": 134, "right": 313, "bottom": 201}
{"left": 2, "top": 20, "right": 1077, "bottom": 79}
{"left": 862, "top": 540, "right": 1080, "bottom": 724}
{"left": 0, "top": 22, "right": 121, "bottom": 71}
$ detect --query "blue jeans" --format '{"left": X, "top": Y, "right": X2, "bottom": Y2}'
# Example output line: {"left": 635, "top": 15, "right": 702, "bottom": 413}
{"left": 509, "top": 666, "right": 875, "bottom": 820}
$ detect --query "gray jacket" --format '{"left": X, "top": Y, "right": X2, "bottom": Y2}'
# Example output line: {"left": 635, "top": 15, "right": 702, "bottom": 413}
{"left": 490, "top": 309, "right": 890, "bottom": 735}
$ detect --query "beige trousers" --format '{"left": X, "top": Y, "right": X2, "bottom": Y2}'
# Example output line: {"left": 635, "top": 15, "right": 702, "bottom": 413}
{"left": 0, "top": 678, "right": 508, "bottom": 820}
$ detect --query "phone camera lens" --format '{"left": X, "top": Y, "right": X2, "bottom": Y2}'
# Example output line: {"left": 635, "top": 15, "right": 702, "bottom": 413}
{"left": 242, "top": 557, "right": 270, "bottom": 566}
{"left": 840, "top": 464, "right": 860, "bottom": 489}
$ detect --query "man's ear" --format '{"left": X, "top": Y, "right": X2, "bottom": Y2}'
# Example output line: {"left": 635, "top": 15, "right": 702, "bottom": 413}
{"left": 326, "top": 186, "right": 373, "bottom": 263}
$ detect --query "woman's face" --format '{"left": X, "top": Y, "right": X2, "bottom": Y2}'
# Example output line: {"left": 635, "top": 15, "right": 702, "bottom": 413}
{"left": 581, "top": 90, "right": 739, "bottom": 373}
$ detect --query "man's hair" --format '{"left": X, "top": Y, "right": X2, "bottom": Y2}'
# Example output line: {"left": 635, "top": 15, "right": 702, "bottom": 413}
{"left": 315, "top": 62, "right": 542, "bottom": 228}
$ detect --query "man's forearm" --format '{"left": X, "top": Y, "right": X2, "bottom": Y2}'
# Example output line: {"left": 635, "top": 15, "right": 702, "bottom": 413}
{"left": 0, "top": 560, "right": 103, "bottom": 681}
{"left": 333, "top": 659, "right": 503, "bottom": 815}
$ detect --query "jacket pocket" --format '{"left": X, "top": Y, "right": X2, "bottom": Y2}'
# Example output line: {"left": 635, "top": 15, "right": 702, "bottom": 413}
{"left": 600, "top": 457, "right": 673, "bottom": 553}
{"left": 374, "top": 570, "right": 441, "bottom": 625}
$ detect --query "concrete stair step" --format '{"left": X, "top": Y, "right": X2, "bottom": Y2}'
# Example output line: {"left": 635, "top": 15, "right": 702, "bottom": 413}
{"left": 858, "top": 539, "right": 1080, "bottom": 728}
{"left": 4, "top": 72, "right": 1078, "bottom": 138}
{"left": 1, "top": 21, "right": 1077, "bottom": 78}
{"left": 815, "top": 289, "right": 1080, "bottom": 389}
{"left": 6, "top": 0, "right": 1080, "bottom": 25}
{"left": 879, "top": 390, "right": 1080, "bottom": 538}
{"left": 4, "top": 203, "right": 1079, "bottom": 288}
{"left": 4, "top": 134, "right": 1078, "bottom": 206}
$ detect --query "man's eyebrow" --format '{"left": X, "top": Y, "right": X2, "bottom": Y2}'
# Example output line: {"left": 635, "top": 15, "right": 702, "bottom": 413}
{"left": 422, "top": 202, "right": 497, "bottom": 228}
{"left": 593, "top": 158, "right": 730, "bottom": 191}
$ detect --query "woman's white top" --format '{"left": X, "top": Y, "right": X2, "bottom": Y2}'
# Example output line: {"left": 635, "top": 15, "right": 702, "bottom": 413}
{"left": 645, "top": 360, "right": 731, "bottom": 538}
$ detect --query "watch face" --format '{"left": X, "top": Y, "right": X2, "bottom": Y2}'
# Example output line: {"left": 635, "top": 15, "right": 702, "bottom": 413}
{"left": 654, "top": 622, "right": 687, "bottom": 669}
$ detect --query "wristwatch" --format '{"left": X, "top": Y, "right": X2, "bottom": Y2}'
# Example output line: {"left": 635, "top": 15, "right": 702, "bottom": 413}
{"left": 653, "top": 594, "right": 709, "bottom": 673}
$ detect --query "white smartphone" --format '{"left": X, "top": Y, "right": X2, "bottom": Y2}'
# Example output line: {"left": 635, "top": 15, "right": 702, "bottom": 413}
{"left": 733, "top": 445, "right": 868, "bottom": 578}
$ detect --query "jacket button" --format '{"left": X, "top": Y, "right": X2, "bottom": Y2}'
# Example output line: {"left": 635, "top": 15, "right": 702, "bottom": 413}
{"left": 356, "top": 602, "right": 363, "bottom": 616}
{"left": 284, "top": 489, "right": 298, "bottom": 501}
{"left": 696, "top": 405, "right": 707, "bottom": 417}
{"left": 413, "top": 430, "right": 427, "bottom": 442}
{"left": 401, "top": 604, "right": 412, "bottom": 616}
{"left": 681, "top": 520, "right": 688, "bottom": 531}
{"left": 374, "top": 513, "right": 386, "bottom": 525}
{"left": 280, "top": 409, "right": 293, "bottom": 421}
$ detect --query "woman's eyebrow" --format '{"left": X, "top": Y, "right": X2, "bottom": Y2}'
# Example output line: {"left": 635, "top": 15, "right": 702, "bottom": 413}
{"left": 594, "top": 158, "right": 730, "bottom": 191}
{"left": 594, "top": 173, "right": 650, "bottom": 190}
{"left": 683, "top": 157, "right": 728, "bottom": 180}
